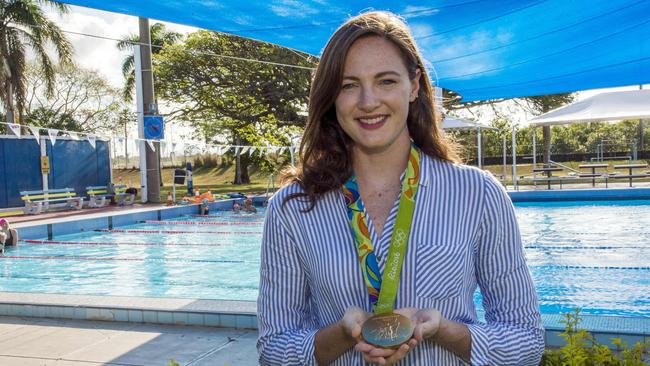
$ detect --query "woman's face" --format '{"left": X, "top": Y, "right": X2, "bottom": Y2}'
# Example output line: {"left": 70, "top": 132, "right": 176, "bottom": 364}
{"left": 335, "top": 36, "right": 420, "bottom": 155}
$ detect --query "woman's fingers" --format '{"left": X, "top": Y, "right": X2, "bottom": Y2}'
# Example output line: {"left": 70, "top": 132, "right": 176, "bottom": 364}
{"left": 383, "top": 344, "right": 411, "bottom": 365}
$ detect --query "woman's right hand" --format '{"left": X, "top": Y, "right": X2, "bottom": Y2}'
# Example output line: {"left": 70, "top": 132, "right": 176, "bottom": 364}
{"left": 338, "top": 306, "right": 372, "bottom": 341}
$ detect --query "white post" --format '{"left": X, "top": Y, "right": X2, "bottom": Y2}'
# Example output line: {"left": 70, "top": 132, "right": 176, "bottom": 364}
{"left": 502, "top": 133, "right": 507, "bottom": 181}
{"left": 108, "top": 138, "right": 114, "bottom": 183}
{"left": 477, "top": 127, "right": 482, "bottom": 169}
{"left": 40, "top": 137, "right": 48, "bottom": 191}
{"left": 512, "top": 126, "right": 518, "bottom": 190}
{"left": 532, "top": 127, "right": 537, "bottom": 168}
{"left": 135, "top": 46, "right": 148, "bottom": 203}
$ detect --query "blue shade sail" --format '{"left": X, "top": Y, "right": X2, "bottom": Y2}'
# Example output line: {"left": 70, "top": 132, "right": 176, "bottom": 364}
{"left": 55, "top": 0, "right": 650, "bottom": 101}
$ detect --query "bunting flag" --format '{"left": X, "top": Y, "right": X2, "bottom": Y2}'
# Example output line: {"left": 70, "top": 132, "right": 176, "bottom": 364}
{"left": 240, "top": 146, "right": 250, "bottom": 155}
{"left": 279, "top": 147, "right": 287, "bottom": 154}
{"left": 87, "top": 134, "right": 96, "bottom": 149}
{"left": 68, "top": 132, "right": 79, "bottom": 140}
{"left": 248, "top": 146, "right": 256, "bottom": 156}
{"left": 146, "top": 139, "right": 156, "bottom": 152}
{"left": 234, "top": 146, "right": 241, "bottom": 155}
{"left": 27, "top": 126, "right": 40, "bottom": 145}
{"left": 48, "top": 129, "right": 59, "bottom": 145}
{"left": 8, "top": 123, "right": 21, "bottom": 136}
{"left": 259, "top": 147, "right": 266, "bottom": 157}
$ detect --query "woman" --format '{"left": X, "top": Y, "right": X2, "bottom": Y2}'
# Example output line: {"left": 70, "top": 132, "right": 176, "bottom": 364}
{"left": 257, "top": 11, "right": 543, "bottom": 366}
{"left": 0, "top": 219, "right": 18, "bottom": 254}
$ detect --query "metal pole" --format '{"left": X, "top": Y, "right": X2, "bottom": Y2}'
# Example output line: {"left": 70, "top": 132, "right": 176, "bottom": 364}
{"left": 502, "top": 132, "right": 507, "bottom": 181}
{"left": 532, "top": 127, "right": 537, "bottom": 167}
{"left": 477, "top": 127, "right": 482, "bottom": 169}
{"left": 512, "top": 126, "right": 518, "bottom": 190}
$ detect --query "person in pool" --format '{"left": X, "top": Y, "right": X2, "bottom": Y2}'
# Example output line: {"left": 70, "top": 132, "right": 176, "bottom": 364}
{"left": 257, "top": 11, "right": 542, "bottom": 366}
{"left": 0, "top": 219, "right": 18, "bottom": 254}
{"left": 242, "top": 198, "right": 257, "bottom": 213}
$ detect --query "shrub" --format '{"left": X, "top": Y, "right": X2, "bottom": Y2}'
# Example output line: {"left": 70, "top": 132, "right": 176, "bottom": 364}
{"left": 541, "top": 309, "right": 649, "bottom": 365}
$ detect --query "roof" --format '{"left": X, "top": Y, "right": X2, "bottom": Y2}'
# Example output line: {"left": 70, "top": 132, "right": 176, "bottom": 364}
{"left": 441, "top": 117, "right": 497, "bottom": 130}
{"left": 55, "top": 0, "right": 650, "bottom": 102}
{"left": 529, "top": 89, "right": 650, "bottom": 126}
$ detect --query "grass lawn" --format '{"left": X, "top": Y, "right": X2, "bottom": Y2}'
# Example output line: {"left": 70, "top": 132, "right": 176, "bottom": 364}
{"left": 113, "top": 158, "right": 650, "bottom": 198}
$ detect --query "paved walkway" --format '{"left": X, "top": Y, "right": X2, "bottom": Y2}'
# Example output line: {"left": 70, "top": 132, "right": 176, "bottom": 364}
{"left": 0, "top": 316, "right": 259, "bottom": 366}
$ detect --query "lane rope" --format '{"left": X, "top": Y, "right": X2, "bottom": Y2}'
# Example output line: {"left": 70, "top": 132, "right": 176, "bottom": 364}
{"left": 96, "top": 229, "right": 262, "bottom": 234}
{"left": 19, "top": 239, "right": 257, "bottom": 247}
{"left": 144, "top": 220, "right": 261, "bottom": 226}
{"left": 0, "top": 255, "right": 260, "bottom": 264}
{"left": 525, "top": 245, "right": 649, "bottom": 250}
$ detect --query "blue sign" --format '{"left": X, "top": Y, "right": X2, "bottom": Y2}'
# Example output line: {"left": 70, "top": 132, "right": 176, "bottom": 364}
{"left": 143, "top": 116, "right": 164, "bottom": 140}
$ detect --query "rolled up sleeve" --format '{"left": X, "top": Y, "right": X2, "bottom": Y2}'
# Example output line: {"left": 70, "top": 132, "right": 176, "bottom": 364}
{"left": 469, "top": 174, "right": 545, "bottom": 365}
{"left": 257, "top": 198, "right": 318, "bottom": 365}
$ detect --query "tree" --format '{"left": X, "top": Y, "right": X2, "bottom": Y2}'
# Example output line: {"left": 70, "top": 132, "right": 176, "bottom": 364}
{"left": 24, "top": 63, "right": 126, "bottom": 133}
{"left": 154, "top": 30, "right": 312, "bottom": 183}
{"left": 116, "top": 23, "right": 182, "bottom": 102}
{"left": 0, "top": 0, "right": 72, "bottom": 124}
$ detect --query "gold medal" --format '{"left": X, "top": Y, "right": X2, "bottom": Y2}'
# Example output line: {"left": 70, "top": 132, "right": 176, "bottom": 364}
{"left": 361, "top": 313, "right": 414, "bottom": 348}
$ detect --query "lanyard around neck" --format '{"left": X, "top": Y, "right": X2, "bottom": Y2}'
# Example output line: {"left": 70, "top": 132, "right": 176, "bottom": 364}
{"left": 342, "top": 145, "right": 421, "bottom": 314}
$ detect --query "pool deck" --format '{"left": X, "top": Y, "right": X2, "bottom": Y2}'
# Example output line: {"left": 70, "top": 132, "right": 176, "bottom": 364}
{"left": 0, "top": 315, "right": 258, "bottom": 365}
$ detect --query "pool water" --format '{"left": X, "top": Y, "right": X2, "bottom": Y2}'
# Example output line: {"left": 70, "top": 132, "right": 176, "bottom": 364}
{"left": 1, "top": 201, "right": 649, "bottom": 317}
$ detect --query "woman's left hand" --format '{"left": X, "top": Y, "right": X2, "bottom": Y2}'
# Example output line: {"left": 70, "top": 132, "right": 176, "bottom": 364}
{"left": 394, "top": 307, "right": 443, "bottom": 342}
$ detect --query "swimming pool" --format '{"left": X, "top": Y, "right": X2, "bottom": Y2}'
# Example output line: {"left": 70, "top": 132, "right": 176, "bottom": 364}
{"left": 2, "top": 200, "right": 649, "bottom": 317}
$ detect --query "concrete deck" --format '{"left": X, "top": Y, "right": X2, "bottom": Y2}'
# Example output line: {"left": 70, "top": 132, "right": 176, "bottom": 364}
{"left": 0, "top": 316, "right": 258, "bottom": 366}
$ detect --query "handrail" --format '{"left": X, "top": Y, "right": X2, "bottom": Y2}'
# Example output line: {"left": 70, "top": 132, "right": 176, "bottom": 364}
{"left": 548, "top": 160, "right": 580, "bottom": 173}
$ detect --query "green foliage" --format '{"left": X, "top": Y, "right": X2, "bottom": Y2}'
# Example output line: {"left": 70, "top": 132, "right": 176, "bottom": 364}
{"left": 167, "top": 359, "right": 180, "bottom": 366}
{"left": 154, "top": 30, "right": 311, "bottom": 183}
{"left": 0, "top": 0, "right": 73, "bottom": 123}
{"left": 450, "top": 120, "right": 650, "bottom": 161}
{"left": 116, "top": 23, "right": 183, "bottom": 102}
{"left": 541, "top": 309, "right": 649, "bottom": 366}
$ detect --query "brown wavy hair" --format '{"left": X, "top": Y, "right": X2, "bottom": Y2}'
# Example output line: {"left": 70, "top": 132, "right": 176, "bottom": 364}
{"left": 282, "top": 11, "right": 459, "bottom": 209}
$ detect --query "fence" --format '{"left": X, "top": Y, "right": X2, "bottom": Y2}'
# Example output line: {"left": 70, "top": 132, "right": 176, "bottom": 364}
{"left": 0, "top": 135, "right": 110, "bottom": 208}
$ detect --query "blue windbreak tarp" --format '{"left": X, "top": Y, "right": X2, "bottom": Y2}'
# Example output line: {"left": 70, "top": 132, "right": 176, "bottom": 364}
{"left": 56, "top": 0, "right": 650, "bottom": 101}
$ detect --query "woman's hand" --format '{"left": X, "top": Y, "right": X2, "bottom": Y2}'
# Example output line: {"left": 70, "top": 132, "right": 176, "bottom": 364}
{"left": 355, "top": 338, "right": 417, "bottom": 365}
{"left": 338, "top": 306, "right": 372, "bottom": 341}
{"left": 352, "top": 308, "right": 443, "bottom": 365}
{"left": 395, "top": 307, "right": 443, "bottom": 342}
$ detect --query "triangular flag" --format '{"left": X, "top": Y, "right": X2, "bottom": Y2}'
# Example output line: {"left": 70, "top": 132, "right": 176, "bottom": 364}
{"left": 248, "top": 146, "right": 256, "bottom": 155}
{"left": 279, "top": 147, "right": 287, "bottom": 154}
{"left": 28, "top": 126, "right": 40, "bottom": 145}
{"left": 8, "top": 123, "right": 21, "bottom": 136}
{"left": 48, "top": 129, "right": 59, "bottom": 145}
{"left": 234, "top": 146, "right": 241, "bottom": 155}
{"left": 68, "top": 132, "right": 79, "bottom": 140}
{"left": 240, "top": 146, "right": 250, "bottom": 155}
{"left": 87, "top": 134, "right": 96, "bottom": 149}
{"left": 146, "top": 139, "right": 156, "bottom": 152}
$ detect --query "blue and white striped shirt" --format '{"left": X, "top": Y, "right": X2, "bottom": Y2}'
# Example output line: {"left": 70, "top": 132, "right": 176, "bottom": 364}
{"left": 257, "top": 155, "right": 544, "bottom": 365}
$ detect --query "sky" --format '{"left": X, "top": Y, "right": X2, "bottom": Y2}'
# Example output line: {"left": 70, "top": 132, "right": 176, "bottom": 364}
{"left": 43, "top": 3, "right": 648, "bottom": 129}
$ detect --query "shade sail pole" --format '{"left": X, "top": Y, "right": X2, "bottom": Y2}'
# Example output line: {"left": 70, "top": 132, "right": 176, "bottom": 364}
{"left": 512, "top": 126, "right": 518, "bottom": 190}
{"left": 477, "top": 127, "right": 482, "bottom": 169}
{"left": 502, "top": 132, "right": 507, "bottom": 182}
{"left": 532, "top": 127, "right": 536, "bottom": 167}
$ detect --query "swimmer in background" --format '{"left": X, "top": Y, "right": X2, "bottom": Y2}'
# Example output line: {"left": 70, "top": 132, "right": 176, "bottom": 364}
{"left": 233, "top": 201, "right": 242, "bottom": 213}
{"left": 0, "top": 219, "right": 18, "bottom": 254}
{"left": 242, "top": 198, "right": 257, "bottom": 213}
{"left": 200, "top": 198, "right": 210, "bottom": 216}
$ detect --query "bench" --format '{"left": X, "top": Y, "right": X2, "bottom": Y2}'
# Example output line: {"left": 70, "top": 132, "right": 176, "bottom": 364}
{"left": 20, "top": 188, "right": 83, "bottom": 215}
{"left": 86, "top": 184, "right": 135, "bottom": 208}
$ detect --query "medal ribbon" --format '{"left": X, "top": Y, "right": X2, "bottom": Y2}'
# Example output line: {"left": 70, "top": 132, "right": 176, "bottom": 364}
{"left": 342, "top": 145, "right": 421, "bottom": 314}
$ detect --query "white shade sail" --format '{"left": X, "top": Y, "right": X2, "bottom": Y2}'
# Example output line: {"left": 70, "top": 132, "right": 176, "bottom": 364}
{"left": 441, "top": 117, "right": 497, "bottom": 130}
{"left": 529, "top": 89, "right": 650, "bottom": 126}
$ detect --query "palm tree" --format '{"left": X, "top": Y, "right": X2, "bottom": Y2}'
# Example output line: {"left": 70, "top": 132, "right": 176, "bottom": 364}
{"left": 0, "top": 0, "right": 73, "bottom": 124}
{"left": 117, "top": 23, "right": 182, "bottom": 102}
